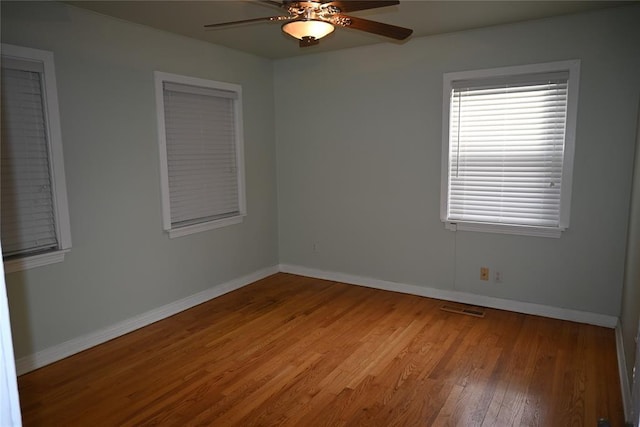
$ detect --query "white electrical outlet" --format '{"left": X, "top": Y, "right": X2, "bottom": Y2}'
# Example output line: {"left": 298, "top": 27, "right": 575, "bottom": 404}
{"left": 495, "top": 271, "right": 503, "bottom": 283}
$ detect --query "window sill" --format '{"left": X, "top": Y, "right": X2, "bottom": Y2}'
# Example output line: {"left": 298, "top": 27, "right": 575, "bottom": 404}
{"left": 445, "top": 221, "right": 563, "bottom": 238}
{"left": 168, "top": 215, "right": 244, "bottom": 239}
{"left": 4, "top": 249, "right": 70, "bottom": 274}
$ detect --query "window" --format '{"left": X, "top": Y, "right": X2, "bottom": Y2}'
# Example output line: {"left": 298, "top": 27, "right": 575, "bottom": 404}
{"left": 1, "top": 44, "right": 72, "bottom": 273}
{"left": 440, "top": 60, "right": 580, "bottom": 238}
{"left": 155, "top": 72, "right": 246, "bottom": 238}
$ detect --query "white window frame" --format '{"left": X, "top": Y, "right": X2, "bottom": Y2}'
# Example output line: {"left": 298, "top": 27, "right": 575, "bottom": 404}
{"left": 154, "top": 71, "right": 246, "bottom": 239}
{"left": 440, "top": 60, "right": 580, "bottom": 238}
{"left": 1, "top": 44, "right": 72, "bottom": 273}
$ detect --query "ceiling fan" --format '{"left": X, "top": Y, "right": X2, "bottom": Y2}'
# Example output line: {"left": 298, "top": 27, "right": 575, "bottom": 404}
{"left": 204, "top": 1, "right": 413, "bottom": 47}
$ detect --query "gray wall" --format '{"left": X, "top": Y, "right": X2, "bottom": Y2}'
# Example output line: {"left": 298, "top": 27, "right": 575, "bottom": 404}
{"left": 1, "top": 2, "right": 279, "bottom": 359}
{"left": 275, "top": 5, "right": 640, "bottom": 317}
{"left": 621, "top": 105, "right": 640, "bottom": 388}
{"left": 3, "top": 1, "right": 640, "bottom": 363}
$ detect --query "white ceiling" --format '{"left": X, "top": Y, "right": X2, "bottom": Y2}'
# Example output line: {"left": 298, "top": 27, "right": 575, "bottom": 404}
{"left": 67, "top": 1, "right": 628, "bottom": 59}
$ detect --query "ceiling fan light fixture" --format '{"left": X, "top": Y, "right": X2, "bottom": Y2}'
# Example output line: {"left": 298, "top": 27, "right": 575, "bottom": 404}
{"left": 281, "top": 20, "right": 335, "bottom": 41}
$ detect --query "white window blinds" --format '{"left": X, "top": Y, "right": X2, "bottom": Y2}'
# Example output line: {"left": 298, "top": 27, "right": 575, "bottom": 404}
{"left": 446, "top": 72, "right": 570, "bottom": 229}
{"left": 1, "top": 63, "right": 58, "bottom": 257}
{"left": 162, "top": 81, "right": 240, "bottom": 228}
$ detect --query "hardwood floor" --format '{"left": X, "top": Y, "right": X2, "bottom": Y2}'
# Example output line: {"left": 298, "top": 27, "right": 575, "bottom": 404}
{"left": 18, "top": 273, "right": 624, "bottom": 426}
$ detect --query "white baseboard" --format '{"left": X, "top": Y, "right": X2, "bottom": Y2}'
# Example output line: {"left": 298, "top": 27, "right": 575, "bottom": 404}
{"left": 616, "top": 320, "right": 633, "bottom": 423}
{"left": 15, "top": 265, "right": 279, "bottom": 375}
{"left": 279, "top": 264, "right": 618, "bottom": 328}
{"left": 16, "top": 264, "right": 619, "bottom": 377}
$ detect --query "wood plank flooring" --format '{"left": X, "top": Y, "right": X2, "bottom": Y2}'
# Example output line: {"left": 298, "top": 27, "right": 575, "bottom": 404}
{"left": 17, "top": 273, "right": 624, "bottom": 426}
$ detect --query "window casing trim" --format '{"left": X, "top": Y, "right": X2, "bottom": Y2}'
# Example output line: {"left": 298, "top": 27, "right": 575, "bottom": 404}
{"left": 4, "top": 250, "right": 70, "bottom": 274}
{"left": 1, "top": 44, "right": 72, "bottom": 271}
{"left": 154, "top": 71, "right": 246, "bottom": 238}
{"left": 445, "top": 222, "right": 562, "bottom": 238}
{"left": 440, "top": 60, "right": 580, "bottom": 237}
